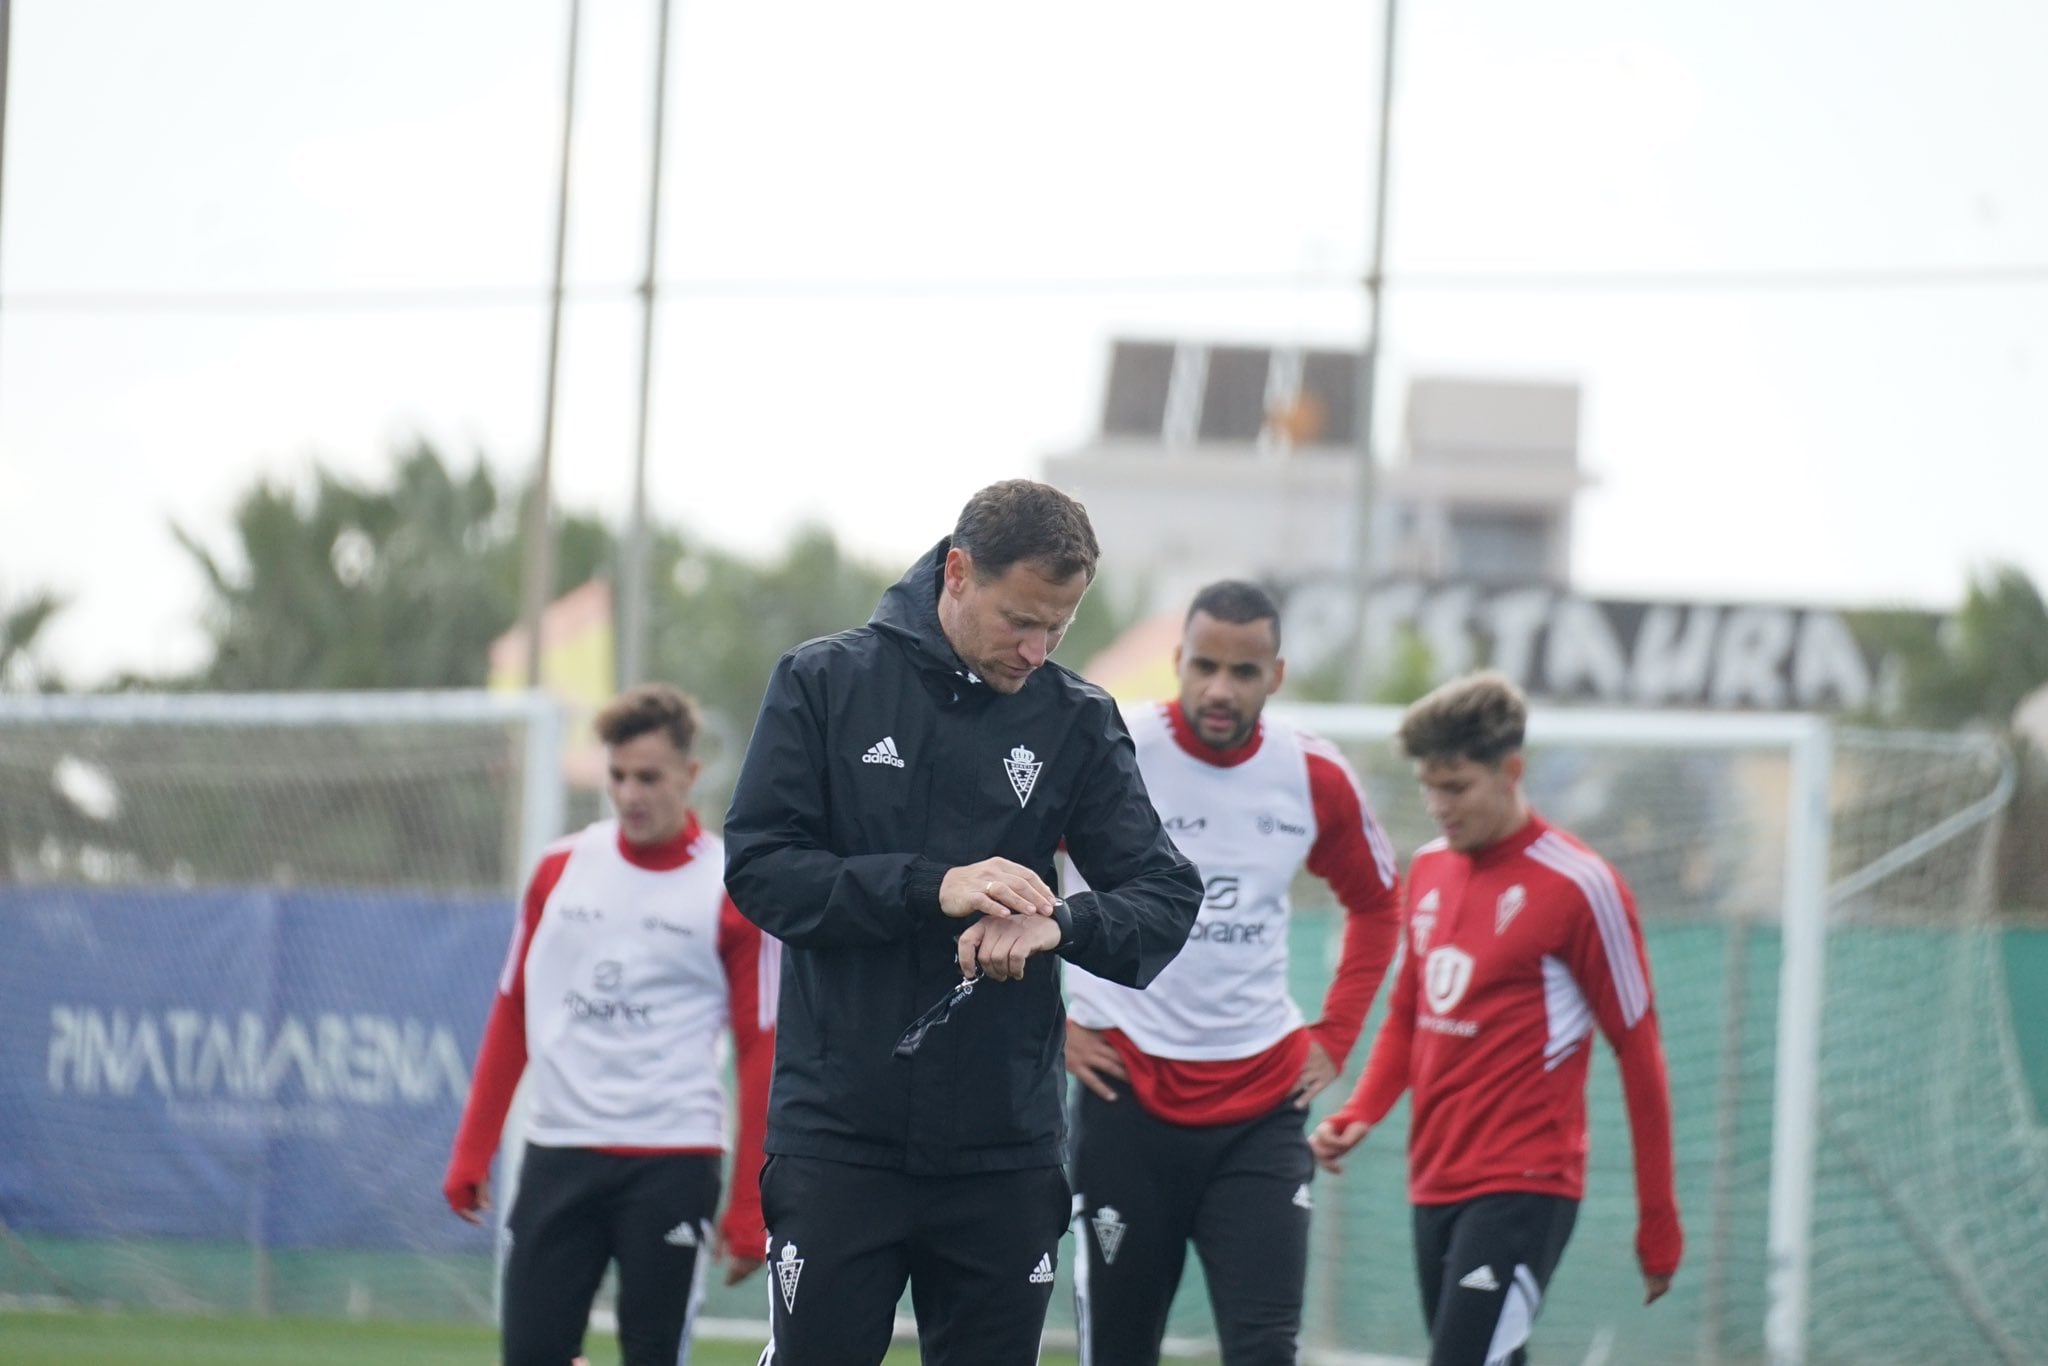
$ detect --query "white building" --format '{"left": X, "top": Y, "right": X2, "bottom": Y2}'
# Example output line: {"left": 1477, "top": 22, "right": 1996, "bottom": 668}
{"left": 1042, "top": 338, "right": 1588, "bottom": 614}
{"left": 1046, "top": 337, "right": 1890, "bottom": 712}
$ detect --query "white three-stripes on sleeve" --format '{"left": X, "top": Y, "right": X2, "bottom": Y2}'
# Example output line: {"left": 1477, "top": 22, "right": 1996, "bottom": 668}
{"left": 1526, "top": 834, "right": 1649, "bottom": 1025}
{"left": 1298, "top": 731, "right": 1399, "bottom": 889}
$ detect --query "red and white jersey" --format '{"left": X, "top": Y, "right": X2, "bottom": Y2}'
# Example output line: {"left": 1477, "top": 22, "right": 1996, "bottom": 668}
{"left": 446, "top": 812, "right": 778, "bottom": 1250}
{"left": 1066, "top": 701, "right": 1401, "bottom": 1125}
{"left": 1330, "top": 814, "right": 1682, "bottom": 1278}
{"left": 514, "top": 818, "right": 746, "bottom": 1145}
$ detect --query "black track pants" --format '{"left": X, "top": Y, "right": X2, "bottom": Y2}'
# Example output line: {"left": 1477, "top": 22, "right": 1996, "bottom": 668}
{"left": 1070, "top": 1084, "right": 1314, "bottom": 1366}
{"left": 1412, "top": 1192, "right": 1578, "bottom": 1366}
{"left": 755, "top": 1153, "right": 1070, "bottom": 1366}
{"left": 501, "top": 1144, "right": 721, "bottom": 1366}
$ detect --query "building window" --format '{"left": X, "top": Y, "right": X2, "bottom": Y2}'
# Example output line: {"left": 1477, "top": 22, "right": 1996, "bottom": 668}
{"left": 1448, "top": 511, "right": 1550, "bottom": 584}
{"left": 1197, "top": 346, "right": 1270, "bottom": 443}
{"left": 1299, "top": 350, "right": 1358, "bottom": 447}
{"left": 1102, "top": 342, "right": 1176, "bottom": 438}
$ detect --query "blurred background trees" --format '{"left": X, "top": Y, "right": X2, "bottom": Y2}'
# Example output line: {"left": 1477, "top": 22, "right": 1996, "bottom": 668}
{"left": 0, "top": 584, "right": 68, "bottom": 693}
{"left": 1855, "top": 565, "right": 2048, "bottom": 731}
{"left": 171, "top": 444, "right": 598, "bottom": 692}
{"left": 138, "top": 439, "right": 1137, "bottom": 742}
{"left": 1854, "top": 564, "right": 2048, "bottom": 914}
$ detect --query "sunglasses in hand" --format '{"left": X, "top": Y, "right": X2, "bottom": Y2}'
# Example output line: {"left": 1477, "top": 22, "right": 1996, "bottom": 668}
{"left": 894, "top": 970, "right": 985, "bottom": 1058}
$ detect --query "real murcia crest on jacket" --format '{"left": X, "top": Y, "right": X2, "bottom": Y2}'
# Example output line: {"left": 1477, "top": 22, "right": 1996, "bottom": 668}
{"left": 1004, "top": 745, "right": 1042, "bottom": 807}
{"left": 1495, "top": 884, "right": 1526, "bottom": 935}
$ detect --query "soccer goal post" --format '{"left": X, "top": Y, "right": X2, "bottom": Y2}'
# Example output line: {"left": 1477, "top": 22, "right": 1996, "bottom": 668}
{"left": 0, "top": 689, "right": 565, "bottom": 1322}
{"left": 1267, "top": 702, "right": 2030, "bottom": 1366}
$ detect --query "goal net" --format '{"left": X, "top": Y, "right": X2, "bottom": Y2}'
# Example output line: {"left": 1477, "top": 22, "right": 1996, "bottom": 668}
{"left": 1249, "top": 704, "right": 2035, "bottom": 1366}
{"left": 7, "top": 690, "right": 2037, "bottom": 1364}
{"left": 0, "top": 691, "right": 563, "bottom": 1322}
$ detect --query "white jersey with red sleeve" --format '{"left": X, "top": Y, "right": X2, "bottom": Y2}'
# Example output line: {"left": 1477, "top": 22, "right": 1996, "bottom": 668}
{"left": 444, "top": 812, "right": 780, "bottom": 1246}
{"left": 1331, "top": 813, "right": 1682, "bottom": 1278}
{"left": 1065, "top": 701, "right": 1401, "bottom": 1124}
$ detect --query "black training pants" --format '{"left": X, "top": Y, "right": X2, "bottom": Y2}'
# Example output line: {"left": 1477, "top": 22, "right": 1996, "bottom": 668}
{"left": 754, "top": 1153, "right": 1070, "bottom": 1366}
{"left": 1070, "top": 1084, "right": 1314, "bottom": 1366}
{"left": 501, "top": 1144, "right": 721, "bottom": 1366}
{"left": 1412, "top": 1191, "right": 1578, "bottom": 1366}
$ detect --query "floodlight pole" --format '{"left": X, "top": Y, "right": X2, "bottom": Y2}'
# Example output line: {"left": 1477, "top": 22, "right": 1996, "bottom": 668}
{"left": 620, "top": 0, "right": 675, "bottom": 689}
{"left": 0, "top": 0, "right": 13, "bottom": 399}
{"left": 1341, "top": 0, "right": 1399, "bottom": 701}
{"left": 519, "top": 0, "right": 583, "bottom": 687}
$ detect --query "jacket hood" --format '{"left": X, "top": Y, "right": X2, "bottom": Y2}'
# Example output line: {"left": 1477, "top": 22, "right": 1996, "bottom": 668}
{"left": 871, "top": 538, "right": 977, "bottom": 685}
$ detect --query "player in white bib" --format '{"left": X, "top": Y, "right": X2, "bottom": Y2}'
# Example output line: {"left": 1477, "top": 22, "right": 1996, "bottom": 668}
{"left": 442, "top": 685, "right": 777, "bottom": 1366}
{"left": 1065, "top": 581, "right": 1403, "bottom": 1366}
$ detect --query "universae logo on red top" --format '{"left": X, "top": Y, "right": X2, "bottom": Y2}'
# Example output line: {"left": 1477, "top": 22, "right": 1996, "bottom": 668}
{"left": 1424, "top": 946, "right": 1475, "bottom": 1016}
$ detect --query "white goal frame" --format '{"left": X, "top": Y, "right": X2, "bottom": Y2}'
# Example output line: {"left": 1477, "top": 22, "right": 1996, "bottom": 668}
{"left": 1273, "top": 703, "right": 1837, "bottom": 1366}
{"left": 0, "top": 688, "right": 568, "bottom": 891}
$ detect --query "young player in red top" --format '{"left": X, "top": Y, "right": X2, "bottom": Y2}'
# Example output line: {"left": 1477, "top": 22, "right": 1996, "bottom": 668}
{"left": 1065, "top": 581, "right": 1403, "bottom": 1365}
{"left": 1311, "top": 671, "right": 1681, "bottom": 1366}
{"left": 442, "top": 684, "right": 777, "bottom": 1366}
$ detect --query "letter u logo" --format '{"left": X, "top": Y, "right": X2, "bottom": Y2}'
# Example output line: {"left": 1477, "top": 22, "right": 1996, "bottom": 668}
{"left": 1424, "top": 947, "right": 1475, "bottom": 1015}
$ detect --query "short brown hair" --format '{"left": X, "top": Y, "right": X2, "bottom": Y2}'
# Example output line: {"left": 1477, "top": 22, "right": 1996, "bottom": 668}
{"left": 1398, "top": 671, "right": 1527, "bottom": 766}
{"left": 594, "top": 683, "right": 700, "bottom": 753}
{"left": 952, "top": 479, "right": 1100, "bottom": 583}
{"left": 1187, "top": 579, "right": 1282, "bottom": 651}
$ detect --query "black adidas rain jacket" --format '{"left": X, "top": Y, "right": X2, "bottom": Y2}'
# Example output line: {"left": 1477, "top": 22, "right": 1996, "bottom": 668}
{"left": 724, "top": 540, "right": 1203, "bottom": 1175}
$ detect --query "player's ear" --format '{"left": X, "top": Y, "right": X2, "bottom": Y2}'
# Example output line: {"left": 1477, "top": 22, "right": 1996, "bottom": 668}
{"left": 1269, "top": 657, "right": 1286, "bottom": 694}
{"left": 1500, "top": 751, "right": 1525, "bottom": 786}
{"left": 942, "top": 547, "right": 973, "bottom": 597}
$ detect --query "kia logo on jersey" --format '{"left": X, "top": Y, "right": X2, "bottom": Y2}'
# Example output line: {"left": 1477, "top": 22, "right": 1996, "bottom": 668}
{"left": 1424, "top": 946, "right": 1475, "bottom": 1015}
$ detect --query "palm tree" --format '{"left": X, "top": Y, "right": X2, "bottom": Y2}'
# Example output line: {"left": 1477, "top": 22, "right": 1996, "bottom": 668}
{"left": 0, "top": 585, "right": 66, "bottom": 692}
{"left": 173, "top": 442, "right": 612, "bottom": 691}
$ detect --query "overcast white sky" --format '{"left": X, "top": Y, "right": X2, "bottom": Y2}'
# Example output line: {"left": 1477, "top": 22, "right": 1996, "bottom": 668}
{"left": 3, "top": 0, "right": 2044, "bottom": 684}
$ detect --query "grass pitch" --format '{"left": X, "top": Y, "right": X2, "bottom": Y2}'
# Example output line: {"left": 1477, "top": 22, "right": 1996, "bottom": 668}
{"left": 0, "top": 1309, "right": 1089, "bottom": 1364}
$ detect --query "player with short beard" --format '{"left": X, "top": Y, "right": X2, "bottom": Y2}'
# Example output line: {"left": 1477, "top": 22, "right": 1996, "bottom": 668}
{"left": 1064, "top": 579, "right": 1403, "bottom": 1366}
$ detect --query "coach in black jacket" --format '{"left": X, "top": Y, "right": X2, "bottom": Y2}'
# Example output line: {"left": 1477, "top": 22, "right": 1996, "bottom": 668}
{"left": 725, "top": 479, "right": 1202, "bottom": 1366}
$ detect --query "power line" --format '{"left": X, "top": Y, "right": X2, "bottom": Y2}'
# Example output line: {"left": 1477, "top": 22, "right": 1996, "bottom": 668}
{"left": 0, "top": 276, "right": 1342, "bottom": 312}
{"left": 0, "top": 284, "right": 617, "bottom": 314}
{"left": 4, "top": 261, "right": 2048, "bottom": 315}
{"left": 1394, "top": 262, "right": 2048, "bottom": 292}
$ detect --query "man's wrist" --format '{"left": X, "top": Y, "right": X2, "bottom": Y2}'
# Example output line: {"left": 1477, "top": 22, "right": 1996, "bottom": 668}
{"left": 905, "top": 857, "right": 949, "bottom": 915}
{"left": 1052, "top": 896, "right": 1091, "bottom": 956}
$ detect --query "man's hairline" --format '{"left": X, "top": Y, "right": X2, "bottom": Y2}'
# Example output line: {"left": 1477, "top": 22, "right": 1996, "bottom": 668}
{"left": 602, "top": 727, "right": 695, "bottom": 763}
{"left": 1408, "top": 744, "right": 1523, "bottom": 770}
{"left": 956, "top": 544, "right": 1096, "bottom": 588}
{"left": 1180, "top": 606, "right": 1281, "bottom": 660}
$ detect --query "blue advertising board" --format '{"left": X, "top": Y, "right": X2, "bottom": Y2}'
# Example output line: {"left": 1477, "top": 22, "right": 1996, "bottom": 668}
{"left": 0, "top": 885, "right": 511, "bottom": 1253}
